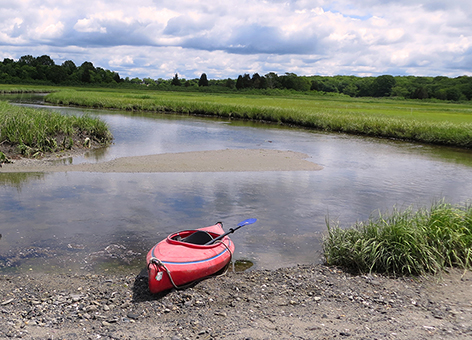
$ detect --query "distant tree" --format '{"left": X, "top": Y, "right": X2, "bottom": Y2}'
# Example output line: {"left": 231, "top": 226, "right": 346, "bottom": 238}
{"left": 198, "top": 73, "right": 209, "bottom": 86}
{"left": 171, "top": 73, "right": 181, "bottom": 86}
{"left": 242, "top": 73, "right": 252, "bottom": 88}
{"left": 47, "top": 65, "right": 67, "bottom": 84}
{"left": 236, "top": 75, "right": 244, "bottom": 89}
{"left": 252, "top": 73, "right": 262, "bottom": 88}
{"left": 130, "top": 77, "right": 142, "bottom": 84}
{"left": 265, "top": 72, "right": 280, "bottom": 89}
{"left": 113, "top": 73, "right": 122, "bottom": 83}
{"left": 61, "top": 60, "right": 77, "bottom": 75}
{"left": 81, "top": 69, "right": 91, "bottom": 83}
{"left": 143, "top": 77, "right": 156, "bottom": 86}
{"left": 342, "top": 83, "right": 359, "bottom": 97}
{"left": 80, "top": 61, "right": 95, "bottom": 72}
{"left": 280, "top": 73, "right": 311, "bottom": 91}
{"left": 224, "top": 78, "right": 235, "bottom": 89}
{"left": 18, "top": 55, "right": 36, "bottom": 66}
{"left": 445, "top": 87, "right": 462, "bottom": 101}
{"left": 371, "top": 75, "right": 396, "bottom": 97}
{"left": 412, "top": 87, "right": 429, "bottom": 99}
{"left": 36, "top": 55, "right": 55, "bottom": 66}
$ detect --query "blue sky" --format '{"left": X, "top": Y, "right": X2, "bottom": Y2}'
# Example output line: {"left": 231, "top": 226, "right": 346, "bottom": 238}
{"left": 1, "top": 0, "right": 471, "bottom": 80}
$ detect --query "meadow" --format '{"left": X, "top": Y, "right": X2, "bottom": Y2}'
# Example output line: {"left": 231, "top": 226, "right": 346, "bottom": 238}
{"left": 45, "top": 87, "right": 472, "bottom": 148}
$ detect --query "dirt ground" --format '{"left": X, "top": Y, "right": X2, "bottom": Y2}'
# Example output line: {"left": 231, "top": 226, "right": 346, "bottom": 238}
{"left": 1, "top": 264, "right": 471, "bottom": 340}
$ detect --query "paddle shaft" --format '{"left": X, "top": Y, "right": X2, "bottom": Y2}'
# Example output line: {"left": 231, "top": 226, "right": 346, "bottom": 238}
{"left": 204, "top": 226, "right": 239, "bottom": 245}
{"left": 205, "top": 218, "right": 256, "bottom": 245}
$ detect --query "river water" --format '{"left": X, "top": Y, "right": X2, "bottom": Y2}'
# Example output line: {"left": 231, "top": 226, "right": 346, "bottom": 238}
{"left": 1, "top": 94, "right": 472, "bottom": 274}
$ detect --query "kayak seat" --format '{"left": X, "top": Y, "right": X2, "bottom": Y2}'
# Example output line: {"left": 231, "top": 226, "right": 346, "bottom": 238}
{"left": 181, "top": 230, "right": 213, "bottom": 245}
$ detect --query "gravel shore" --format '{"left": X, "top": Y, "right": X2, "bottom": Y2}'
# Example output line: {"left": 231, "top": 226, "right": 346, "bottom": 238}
{"left": 1, "top": 265, "right": 471, "bottom": 340}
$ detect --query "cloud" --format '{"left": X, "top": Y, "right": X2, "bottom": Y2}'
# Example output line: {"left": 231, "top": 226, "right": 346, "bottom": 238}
{"left": 0, "top": 0, "right": 471, "bottom": 79}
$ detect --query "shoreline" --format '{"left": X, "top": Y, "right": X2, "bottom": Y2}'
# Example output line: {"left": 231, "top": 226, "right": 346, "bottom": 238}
{"left": 1, "top": 148, "right": 323, "bottom": 173}
{"left": 1, "top": 264, "right": 471, "bottom": 339}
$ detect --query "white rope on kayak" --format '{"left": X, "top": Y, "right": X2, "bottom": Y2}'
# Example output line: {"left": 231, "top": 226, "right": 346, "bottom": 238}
{"left": 148, "top": 240, "right": 233, "bottom": 291}
{"left": 148, "top": 257, "right": 192, "bottom": 290}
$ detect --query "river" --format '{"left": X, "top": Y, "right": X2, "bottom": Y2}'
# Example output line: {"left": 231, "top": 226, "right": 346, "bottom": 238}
{"left": 1, "top": 94, "right": 472, "bottom": 274}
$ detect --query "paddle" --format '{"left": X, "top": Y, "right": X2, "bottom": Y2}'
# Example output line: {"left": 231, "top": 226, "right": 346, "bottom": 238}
{"left": 205, "top": 218, "right": 257, "bottom": 245}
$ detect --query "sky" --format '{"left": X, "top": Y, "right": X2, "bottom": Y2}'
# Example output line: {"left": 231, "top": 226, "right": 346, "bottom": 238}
{"left": 1, "top": 0, "right": 471, "bottom": 80}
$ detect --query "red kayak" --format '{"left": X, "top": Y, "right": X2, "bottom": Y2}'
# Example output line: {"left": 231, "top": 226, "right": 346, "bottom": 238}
{"left": 146, "top": 222, "right": 235, "bottom": 294}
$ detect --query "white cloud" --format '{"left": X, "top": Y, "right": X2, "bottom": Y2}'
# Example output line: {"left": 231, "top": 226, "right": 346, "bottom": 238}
{"left": 0, "top": 0, "right": 471, "bottom": 78}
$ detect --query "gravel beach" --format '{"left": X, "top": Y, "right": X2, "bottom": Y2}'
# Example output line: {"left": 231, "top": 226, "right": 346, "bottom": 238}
{"left": 1, "top": 265, "right": 471, "bottom": 340}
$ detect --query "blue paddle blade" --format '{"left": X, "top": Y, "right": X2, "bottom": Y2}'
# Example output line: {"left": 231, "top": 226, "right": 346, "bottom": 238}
{"left": 238, "top": 218, "right": 257, "bottom": 227}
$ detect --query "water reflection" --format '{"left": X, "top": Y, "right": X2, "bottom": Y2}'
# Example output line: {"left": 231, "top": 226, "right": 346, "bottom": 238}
{"left": 1, "top": 95, "right": 472, "bottom": 274}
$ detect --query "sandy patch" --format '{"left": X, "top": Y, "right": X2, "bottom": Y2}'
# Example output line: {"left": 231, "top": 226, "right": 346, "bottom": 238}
{"left": 1, "top": 148, "right": 323, "bottom": 173}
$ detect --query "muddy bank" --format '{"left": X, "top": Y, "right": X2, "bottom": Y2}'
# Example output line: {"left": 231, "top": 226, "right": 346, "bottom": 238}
{"left": 1, "top": 149, "right": 323, "bottom": 173}
{"left": 1, "top": 264, "right": 471, "bottom": 339}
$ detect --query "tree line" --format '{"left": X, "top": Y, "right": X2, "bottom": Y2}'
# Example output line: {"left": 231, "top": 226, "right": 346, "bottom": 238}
{"left": 0, "top": 55, "right": 121, "bottom": 85}
{"left": 1, "top": 55, "right": 472, "bottom": 101}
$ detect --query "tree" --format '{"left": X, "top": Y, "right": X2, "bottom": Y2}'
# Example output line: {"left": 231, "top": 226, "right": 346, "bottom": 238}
{"left": 252, "top": 73, "right": 262, "bottom": 88}
{"left": 372, "top": 75, "right": 396, "bottom": 97}
{"left": 412, "top": 87, "right": 429, "bottom": 99}
{"left": 18, "top": 55, "right": 36, "bottom": 66}
{"left": 198, "top": 73, "right": 209, "bottom": 87}
{"left": 280, "top": 73, "right": 311, "bottom": 91}
{"left": 224, "top": 78, "right": 235, "bottom": 89}
{"left": 265, "top": 72, "right": 281, "bottom": 89}
{"left": 236, "top": 75, "right": 244, "bottom": 90}
{"left": 113, "top": 73, "right": 122, "bottom": 83}
{"left": 171, "top": 73, "right": 181, "bottom": 86}
{"left": 242, "top": 73, "right": 252, "bottom": 88}
{"left": 36, "top": 55, "right": 55, "bottom": 66}
{"left": 61, "top": 60, "right": 77, "bottom": 75}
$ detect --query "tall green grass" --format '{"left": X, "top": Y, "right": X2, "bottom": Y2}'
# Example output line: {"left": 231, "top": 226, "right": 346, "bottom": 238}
{"left": 323, "top": 201, "right": 472, "bottom": 276}
{"left": 45, "top": 89, "right": 472, "bottom": 148}
{"left": 0, "top": 101, "right": 112, "bottom": 157}
{"left": 0, "top": 84, "right": 58, "bottom": 93}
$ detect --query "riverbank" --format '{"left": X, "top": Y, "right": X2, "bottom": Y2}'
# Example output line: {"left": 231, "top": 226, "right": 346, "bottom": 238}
{"left": 1, "top": 264, "right": 471, "bottom": 339}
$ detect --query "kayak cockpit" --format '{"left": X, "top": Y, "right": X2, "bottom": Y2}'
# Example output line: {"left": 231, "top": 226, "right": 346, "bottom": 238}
{"left": 167, "top": 229, "right": 222, "bottom": 247}
{"left": 173, "top": 230, "right": 213, "bottom": 245}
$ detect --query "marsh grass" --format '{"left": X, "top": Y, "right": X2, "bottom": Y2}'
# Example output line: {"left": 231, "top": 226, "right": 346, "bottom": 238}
{"left": 45, "top": 89, "right": 472, "bottom": 148}
{"left": 0, "top": 101, "right": 112, "bottom": 157}
{"left": 323, "top": 201, "right": 472, "bottom": 276}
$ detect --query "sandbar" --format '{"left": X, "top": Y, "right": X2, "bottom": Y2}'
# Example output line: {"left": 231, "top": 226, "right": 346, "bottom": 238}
{"left": 1, "top": 149, "right": 323, "bottom": 173}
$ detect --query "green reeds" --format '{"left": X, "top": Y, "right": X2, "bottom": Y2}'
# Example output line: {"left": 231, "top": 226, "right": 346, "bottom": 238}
{"left": 0, "top": 101, "right": 112, "bottom": 157}
{"left": 323, "top": 201, "right": 472, "bottom": 276}
{"left": 45, "top": 89, "right": 472, "bottom": 149}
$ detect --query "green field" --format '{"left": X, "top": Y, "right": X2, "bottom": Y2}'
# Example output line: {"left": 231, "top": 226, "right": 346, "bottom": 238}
{"left": 45, "top": 87, "right": 472, "bottom": 148}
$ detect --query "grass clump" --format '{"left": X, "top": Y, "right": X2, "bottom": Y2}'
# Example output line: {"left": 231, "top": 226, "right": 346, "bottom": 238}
{"left": 0, "top": 101, "right": 112, "bottom": 157}
{"left": 323, "top": 200, "right": 472, "bottom": 276}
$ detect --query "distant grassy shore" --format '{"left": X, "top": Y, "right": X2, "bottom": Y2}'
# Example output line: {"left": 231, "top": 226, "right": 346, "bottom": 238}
{"left": 45, "top": 88, "right": 472, "bottom": 148}
{"left": 0, "top": 84, "right": 58, "bottom": 94}
{"left": 323, "top": 200, "right": 472, "bottom": 276}
{"left": 0, "top": 101, "right": 112, "bottom": 159}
